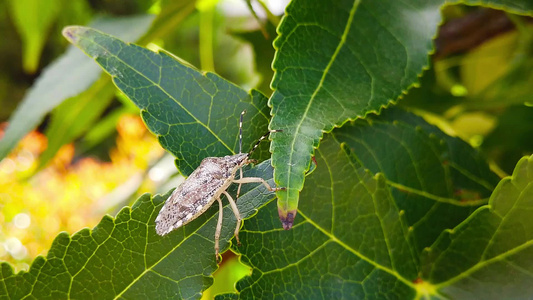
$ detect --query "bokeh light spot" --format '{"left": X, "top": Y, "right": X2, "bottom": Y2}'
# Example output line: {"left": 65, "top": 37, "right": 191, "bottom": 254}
{"left": 0, "top": 158, "right": 16, "bottom": 174}
{"left": 450, "top": 84, "right": 468, "bottom": 96}
{"left": 14, "top": 213, "right": 31, "bottom": 229}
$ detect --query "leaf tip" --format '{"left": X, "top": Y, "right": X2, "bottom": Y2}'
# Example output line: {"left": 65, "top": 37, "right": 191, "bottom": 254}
{"left": 62, "top": 26, "right": 86, "bottom": 45}
{"left": 278, "top": 208, "right": 297, "bottom": 230}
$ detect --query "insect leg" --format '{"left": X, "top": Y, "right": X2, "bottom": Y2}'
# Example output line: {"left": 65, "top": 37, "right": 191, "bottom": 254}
{"left": 232, "top": 177, "right": 286, "bottom": 192}
{"left": 222, "top": 191, "right": 242, "bottom": 246}
{"left": 236, "top": 167, "right": 243, "bottom": 199}
{"left": 215, "top": 196, "right": 224, "bottom": 262}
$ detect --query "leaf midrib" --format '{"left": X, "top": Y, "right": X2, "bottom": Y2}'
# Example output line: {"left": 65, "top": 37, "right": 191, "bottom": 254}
{"left": 386, "top": 181, "right": 488, "bottom": 206}
{"left": 297, "top": 209, "right": 415, "bottom": 289}
{"left": 334, "top": 126, "right": 492, "bottom": 206}
{"left": 79, "top": 30, "right": 234, "bottom": 154}
{"left": 282, "top": 0, "right": 360, "bottom": 190}
{"left": 433, "top": 238, "right": 533, "bottom": 289}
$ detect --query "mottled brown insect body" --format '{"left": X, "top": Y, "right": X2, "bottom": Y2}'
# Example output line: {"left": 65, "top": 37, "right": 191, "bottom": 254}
{"left": 155, "top": 153, "right": 247, "bottom": 236}
{"left": 155, "top": 111, "right": 284, "bottom": 261}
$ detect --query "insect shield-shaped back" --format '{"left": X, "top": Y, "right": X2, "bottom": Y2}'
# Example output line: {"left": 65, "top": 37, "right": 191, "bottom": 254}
{"left": 155, "top": 153, "right": 248, "bottom": 236}
{"left": 155, "top": 110, "right": 284, "bottom": 261}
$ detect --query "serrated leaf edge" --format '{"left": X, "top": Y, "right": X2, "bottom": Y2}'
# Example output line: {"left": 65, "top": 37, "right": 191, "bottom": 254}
{"left": 1, "top": 181, "right": 276, "bottom": 299}
{"left": 267, "top": 0, "right": 442, "bottom": 210}
{"left": 427, "top": 155, "right": 533, "bottom": 289}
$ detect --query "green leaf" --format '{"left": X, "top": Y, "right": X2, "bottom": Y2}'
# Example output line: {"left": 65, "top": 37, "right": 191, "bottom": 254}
{"left": 230, "top": 135, "right": 419, "bottom": 298}
{"left": 484, "top": 105, "right": 533, "bottom": 174}
{"left": 420, "top": 154, "right": 533, "bottom": 298}
{"left": 399, "top": 65, "right": 462, "bottom": 114}
{"left": 0, "top": 160, "right": 277, "bottom": 299}
{"left": 367, "top": 108, "right": 500, "bottom": 194}
{"left": 38, "top": 4, "right": 207, "bottom": 167}
{"left": 38, "top": 76, "right": 116, "bottom": 169}
{"left": 269, "top": 0, "right": 444, "bottom": 228}
{"left": 79, "top": 107, "right": 136, "bottom": 153}
{"left": 460, "top": 28, "right": 518, "bottom": 96}
{"left": 140, "top": 0, "right": 197, "bottom": 43}
{"left": 332, "top": 108, "right": 499, "bottom": 253}
{"left": 268, "top": 0, "right": 533, "bottom": 229}
{"left": 63, "top": 26, "right": 273, "bottom": 175}
{"left": 449, "top": 0, "right": 533, "bottom": 15}
{"left": 232, "top": 21, "right": 277, "bottom": 96}
{"left": 0, "top": 15, "right": 155, "bottom": 162}
{"left": 8, "top": 0, "right": 60, "bottom": 72}
{"left": 224, "top": 108, "right": 507, "bottom": 298}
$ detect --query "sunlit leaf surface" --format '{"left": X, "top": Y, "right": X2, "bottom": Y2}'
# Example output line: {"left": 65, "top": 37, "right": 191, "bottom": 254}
{"left": 62, "top": 26, "right": 272, "bottom": 176}
{"left": 269, "top": 0, "right": 444, "bottom": 226}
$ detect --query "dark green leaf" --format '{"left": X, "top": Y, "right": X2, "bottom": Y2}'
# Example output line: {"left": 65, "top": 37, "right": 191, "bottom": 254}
{"left": 230, "top": 135, "right": 419, "bottom": 298}
{"left": 483, "top": 105, "right": 533, "bottom": 174}
{"left": 38, "top": 5, "right": 206, "bottom": 166}
{"left": 63, "top": 26, "right": 272, "bottom": 175}
{"left": 269, "top": 0, "right": 444, "bottom": 226}
{"left": 333, "top": 108, "right": 499, "bottom": 253}
{"left": 399, "top": 65, "right": 463, "bottom": 114}
{"left": 0, "top": 160, "right": 277, "bottom": 299}
{"left": 268, "top": 0, "right": 533, "bottom": 229}
{"left": 225, "top": 108, "right": 506, "bottom": 298}
{"left": 421, "top": 154, "right": 533, "bottom": 299}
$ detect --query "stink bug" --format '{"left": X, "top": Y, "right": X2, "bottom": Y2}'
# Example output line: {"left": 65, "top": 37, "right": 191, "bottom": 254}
{"left": 155, "top": 110, "right": 284, "bottom": 261}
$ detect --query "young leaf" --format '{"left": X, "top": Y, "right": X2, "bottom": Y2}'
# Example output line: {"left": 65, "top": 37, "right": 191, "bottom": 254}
{"left": 0, "top": 161, "right": 277, "bottom": 299}
{"left": 421, "top": 154, "right": 533, "bottom": 299}
{"left": 269, "top": 0, "right": 444, "bottom": 229}
{"left": 62, "top": 26, "right": 272, "bottom": 175}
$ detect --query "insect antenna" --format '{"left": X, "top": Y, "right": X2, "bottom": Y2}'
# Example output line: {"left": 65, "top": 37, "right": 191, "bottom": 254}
{"left": 248, "top": 129, "right": 282, "bottom": 156}
{"left": 239, "top": 110, "right": 246, "bottom": 154}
